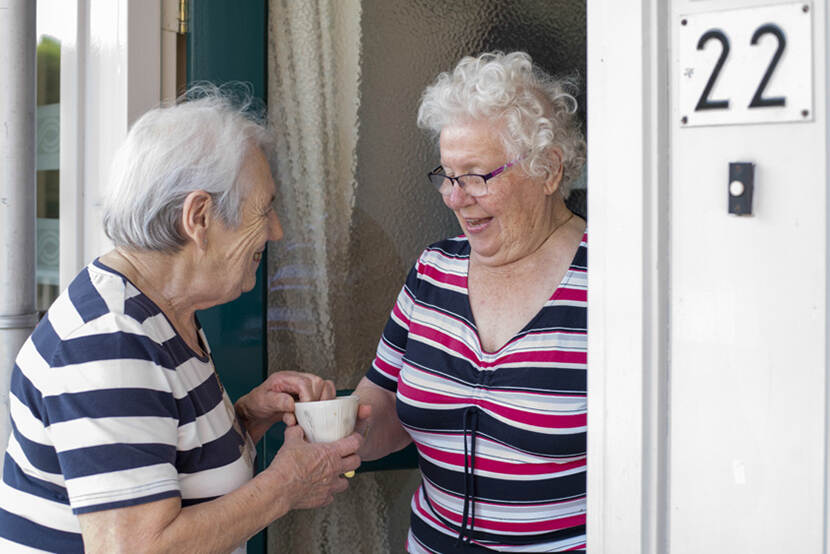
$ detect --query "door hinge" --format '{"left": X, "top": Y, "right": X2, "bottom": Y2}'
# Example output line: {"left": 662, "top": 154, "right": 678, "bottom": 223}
{"left": 178, "top": 0, "right": 188, "bottom": 34}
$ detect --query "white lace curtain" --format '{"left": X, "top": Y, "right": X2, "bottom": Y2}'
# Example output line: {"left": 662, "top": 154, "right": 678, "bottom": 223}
{"left": 267, "top": 0, "right": 361, "bottom": 375}
{"left": 266, "top": 2, "right": 417, "bottom": 552}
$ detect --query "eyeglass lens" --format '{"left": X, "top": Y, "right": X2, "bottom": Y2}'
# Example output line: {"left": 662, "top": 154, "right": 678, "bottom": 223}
{"left": 428, "top": 173, "right": 488, "bottom": 197}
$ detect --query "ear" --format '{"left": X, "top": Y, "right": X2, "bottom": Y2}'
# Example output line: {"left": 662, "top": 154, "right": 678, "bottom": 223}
{"left": 542, "top": 148, "right": 565, "bottom": 196}
{"left": 180, "top": 190, "right": 214, "bottom": 250}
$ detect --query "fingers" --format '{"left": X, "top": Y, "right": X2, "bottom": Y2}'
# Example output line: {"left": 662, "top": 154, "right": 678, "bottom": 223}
{"left": 341, "top": 452, "right": 361, "bottom": 475}
{"left": 357, "top": 404, "right": 372, "bottom": 419}
{"left": 268, "top": 430, "right": 362, "bottom": 511}
{"left": 267, "top": 391, "right": 295, "bottom": 413}
{"left": 320, "top": 380, "right": 336, "bottom": 401}
{"left": 354, "top": 405, "right": 371, "bottom": 438}
{"left": 331, "top": 431, "right": 364, "bottom": 458}
{"left": 282, "top": 424, "right": 305, "bottom": 443}
{"left": 267, "top": 371, "right": 336, "bottom": 402}
{"left": 331, "top": 476, "right": 349, "bottom": 494}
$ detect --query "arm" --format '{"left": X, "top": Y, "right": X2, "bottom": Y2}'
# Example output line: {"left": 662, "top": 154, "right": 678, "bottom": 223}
{"left": 353, "top": 261, "right": 423, "bottom": 461}
{"left": 234, "top": 370, "right": 336, "bottom": 443}
{"left": 354, "top": 376, "right": 411, "bottom": 462}
{"left": 78, "top": 425, "right": 361, "bottom": 553}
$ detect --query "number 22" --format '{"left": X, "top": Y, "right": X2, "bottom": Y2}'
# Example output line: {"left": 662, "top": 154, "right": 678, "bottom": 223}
{"left": 695, "top": 24, "right": 787, "bottom": 111}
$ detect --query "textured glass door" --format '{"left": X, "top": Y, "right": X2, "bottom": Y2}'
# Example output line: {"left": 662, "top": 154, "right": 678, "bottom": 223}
{"left": 265, "top": 1, "right": 587, "bottom": 552}
{"left": 35, "top": 4, "right": 64, "bottom": 313}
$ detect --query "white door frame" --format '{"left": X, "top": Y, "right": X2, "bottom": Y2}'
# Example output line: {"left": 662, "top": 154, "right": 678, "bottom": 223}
{"left": 586, "top": 1, "right": 670, "bottom": 552}
{"left": 59, "top": 0, "right": 161, "bottom": 286}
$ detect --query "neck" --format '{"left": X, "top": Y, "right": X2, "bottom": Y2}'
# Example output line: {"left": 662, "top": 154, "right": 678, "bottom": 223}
{"left": 471, "top": 196, "right": 575, "bottom": 279}
{"left": 536, "top": 207, "right": 575, "bottom": 256}
{"left": 101, "top": 247, "right": 205, "bottom": 351}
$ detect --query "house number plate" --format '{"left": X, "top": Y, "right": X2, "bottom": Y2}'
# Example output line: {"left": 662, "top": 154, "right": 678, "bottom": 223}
{"left": 678, "top": 2, "right": 813, "bottom": 127}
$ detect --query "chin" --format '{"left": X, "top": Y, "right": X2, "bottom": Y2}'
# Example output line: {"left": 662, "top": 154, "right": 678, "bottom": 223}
{"left": 468, "top": 238, "right": 497, "bottom": 257}
{"left": 242, "top": 277, "right": 257, "bottom": 293}
{"left": 469, "top": 243, "right": 508, "bottom": 265}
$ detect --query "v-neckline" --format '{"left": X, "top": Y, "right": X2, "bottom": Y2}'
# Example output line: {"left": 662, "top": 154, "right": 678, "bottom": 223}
{"left": 462, "top": 237, "right": 582, "bottom": 357}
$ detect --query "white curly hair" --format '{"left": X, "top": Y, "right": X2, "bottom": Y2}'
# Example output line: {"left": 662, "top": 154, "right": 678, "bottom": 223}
{"left": 417, "top": 51, "right": 586, "bottom": 197}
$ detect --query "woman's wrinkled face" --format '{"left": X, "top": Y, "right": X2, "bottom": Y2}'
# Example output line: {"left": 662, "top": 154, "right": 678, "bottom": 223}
{"left": 208, "top": 146, "right": 283, "bottom": 300}
{"left": 439, "top": 119, "right": 557, "bottom": 267}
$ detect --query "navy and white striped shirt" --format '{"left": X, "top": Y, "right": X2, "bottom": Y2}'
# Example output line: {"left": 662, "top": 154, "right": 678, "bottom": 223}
{"left": 367, "top": 234, "right": 587, "bottom": 552}
{"left": 0, "top": 260, "right": 253, "bottom": 553}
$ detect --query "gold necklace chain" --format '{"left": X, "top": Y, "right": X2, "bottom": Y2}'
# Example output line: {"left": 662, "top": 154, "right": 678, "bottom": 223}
{"left": 532, "top": 211, "right": 574, "bottom": 257}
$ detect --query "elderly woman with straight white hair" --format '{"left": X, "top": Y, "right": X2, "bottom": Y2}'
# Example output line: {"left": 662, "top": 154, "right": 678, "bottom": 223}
{"left": 0, "top": 88, "right": 366, "bottom": 553}
{"left": 355, "top": 51, "right": 587, "bottom": 552}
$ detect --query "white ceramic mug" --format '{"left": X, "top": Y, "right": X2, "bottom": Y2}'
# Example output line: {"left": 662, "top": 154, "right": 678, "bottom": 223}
{"left": 293, "top": 394, "right": 360, "bottom": 444}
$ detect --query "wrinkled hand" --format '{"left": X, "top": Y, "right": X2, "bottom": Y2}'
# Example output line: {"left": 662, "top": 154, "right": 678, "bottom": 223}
{"left": 235, "top": 372, "right": 336, "bottom": 443}
{"left": 268, "top": 425, "right": 363, "bottom": 510}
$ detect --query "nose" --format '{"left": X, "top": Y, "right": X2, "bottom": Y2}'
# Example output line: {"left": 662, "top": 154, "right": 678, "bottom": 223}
{"left": 443, "top": 181, "right": 475, "bottom": 210}
{"left": 268, "top": 210, "right": 284, "bottom": 241}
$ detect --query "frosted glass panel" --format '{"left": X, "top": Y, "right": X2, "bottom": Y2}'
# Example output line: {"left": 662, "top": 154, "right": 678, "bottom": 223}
{"left": 353, "top": 0, "right": 587, "bottom": 353}
{"left": 266, "top": 1, "right": 585, "bottom": 552}
{"left": 36, "top": 32, "right": 60, "bottom": 312}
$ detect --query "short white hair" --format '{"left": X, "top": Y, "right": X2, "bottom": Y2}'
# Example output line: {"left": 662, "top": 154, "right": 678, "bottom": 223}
{"left": 103, "top": 83, "right": 274, "bottom": 252}
{"left": 417, "top": 51, "right": 586, "bottom": 197}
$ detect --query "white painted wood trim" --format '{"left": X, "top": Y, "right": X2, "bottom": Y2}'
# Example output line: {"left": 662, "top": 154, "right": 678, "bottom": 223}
{"left": 59, "top": 0, "right": 87, "bottom": 289}
{"left": 823, "top": 1, "right": 830, "bottom": 551}
{"left": 59, "top": 0, "right": 161, "bottom": 289}
{"left": 161, "top": 0, "right": 179, "bottom": 103}
{"left": 586, "top": 1, "right": 670, "bottom": 552}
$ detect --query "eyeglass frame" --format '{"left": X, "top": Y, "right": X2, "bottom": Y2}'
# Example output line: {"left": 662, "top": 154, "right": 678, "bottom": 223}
{"left": 426, "top": 156, "right": 525, "bottom": 197}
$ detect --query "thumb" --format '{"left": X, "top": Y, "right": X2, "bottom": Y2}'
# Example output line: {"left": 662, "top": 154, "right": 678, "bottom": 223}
{"left": 283, "top": 425, "right": 305, "bottom": 443}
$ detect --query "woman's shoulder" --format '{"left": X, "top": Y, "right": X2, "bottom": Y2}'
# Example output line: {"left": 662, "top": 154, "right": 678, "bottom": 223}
{"left": 44, "top": 261, "right": 160, "bottom": 341}
{"left": 571, "top": 221, "right": 587, "bottom": 270}
{"left": 20, "top": 265, "right": 162, "bottom": 373}
{"left": 421, "top": 234, "right": 470, "bottom": 261}
{"left": 408, "top": 235, "right": 470, "bottom": 277}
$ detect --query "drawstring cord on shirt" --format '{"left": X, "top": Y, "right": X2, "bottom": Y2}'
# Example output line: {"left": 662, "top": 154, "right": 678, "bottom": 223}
{"left": 456, "top": 406, "right": 479, "bottom": 547}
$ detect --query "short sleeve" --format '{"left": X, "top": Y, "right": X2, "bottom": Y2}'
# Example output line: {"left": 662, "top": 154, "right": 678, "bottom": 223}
{"left": 365, "top": 259, "right": 422, "bottom": 392}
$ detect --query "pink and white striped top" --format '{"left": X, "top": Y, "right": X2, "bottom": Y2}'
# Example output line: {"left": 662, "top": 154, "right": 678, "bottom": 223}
{"left": 367, "top": 232, "right": 588, "bottom": 552}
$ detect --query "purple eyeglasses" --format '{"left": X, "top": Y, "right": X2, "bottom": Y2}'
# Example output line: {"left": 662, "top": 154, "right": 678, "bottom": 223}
{"left": 427, "top": 157, "right": 524, "bottom": 197}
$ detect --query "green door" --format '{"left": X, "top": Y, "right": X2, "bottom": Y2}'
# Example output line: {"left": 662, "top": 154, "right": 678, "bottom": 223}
{"left": 187, "top": 1, "right": 268, "bottom": 551}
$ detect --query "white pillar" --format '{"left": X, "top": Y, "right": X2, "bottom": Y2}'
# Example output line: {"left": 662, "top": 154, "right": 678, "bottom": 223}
{"left": 586, "top": 0, "right": 670, "bottom": 552}
{"left": 0, "top": 0, "right": 39, "bottom": 468}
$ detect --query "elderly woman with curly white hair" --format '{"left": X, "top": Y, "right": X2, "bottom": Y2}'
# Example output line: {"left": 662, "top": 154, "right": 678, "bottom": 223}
{"left": 0, "top": 89, "right": 365, "bottom": 553}
{"left": 355, "top": 51, "right": 588, "bottom": 552}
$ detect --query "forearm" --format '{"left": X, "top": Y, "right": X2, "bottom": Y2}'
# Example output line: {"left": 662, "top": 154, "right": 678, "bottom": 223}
{"left": 355, "top": 377, "right": 411, "bottom": 461}
{"left": 81, "top": 468, "right": 296, "bottom": 554}
{"left": 161, "top": 470, "right": 292, "bottom": 552}
{"left": 81, "top": 413, "right": 362, "bottom": 553}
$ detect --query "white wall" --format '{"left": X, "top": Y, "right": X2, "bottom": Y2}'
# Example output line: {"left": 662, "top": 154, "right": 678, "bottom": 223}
{"left": 588, "top": 0, "right": 830, "bottom": 552}
{"left": 668, "top": 1, "right": 828, "bottom": 552}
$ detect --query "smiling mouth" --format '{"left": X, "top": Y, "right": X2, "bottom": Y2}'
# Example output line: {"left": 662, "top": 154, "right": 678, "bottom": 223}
{"left": 465, "top": 217, "right": 492, "bottom": 229}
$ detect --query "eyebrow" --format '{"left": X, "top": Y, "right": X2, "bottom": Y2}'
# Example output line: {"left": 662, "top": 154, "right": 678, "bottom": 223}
{"left": 439, "top": 160, "right": 487, "bottom": 173}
